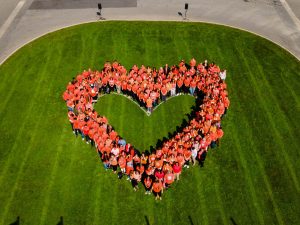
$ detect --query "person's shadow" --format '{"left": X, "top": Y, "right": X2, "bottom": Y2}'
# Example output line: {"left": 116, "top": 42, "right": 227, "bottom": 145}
{"left": 57, "top": 216, "right": 64, "bottom": 225}
{"left": 9, "top": 216, "right": 19, "bottom": 225}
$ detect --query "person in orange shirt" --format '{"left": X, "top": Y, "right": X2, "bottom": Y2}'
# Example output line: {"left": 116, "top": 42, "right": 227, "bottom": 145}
{"left": 82, "top": 123, "right": 90, "bottom": 144}
{"left": 152, "top": 179, "right": 163, "bottom": 200}
{"left": 133, "top": 152, "right": 141, "bottom": 168}
{"left": 110, "top": 154, "right": 118, "bottom": 173}
{"left": 72, "top": 117, "right": 80, "bottom": 137}
{"left": 161, "top": 85, "right": 168, "bottom": 102}
{"left": 190, "top": 58, "right": 196, "bottom": 67}
{"left": 141, "top": 153, "right": 148, "bottom": 166}
{"left": 183, "top": 149, "right": 192, "bottom": 168}
{"left": 146, "top": 97, "right": 153, "bottom": 114}
{"left": 154, "top": 158, "right": 163, "bottom": 170}
{"left": 136, "top": 163, "right": 145, "bottom": 175}
{"left": 162, "top": 162, "right": 173, "bottom": 174}
{"left": 126, "top": 155, "right": 134, "bottom": 180}
{"left": 130, "top": 170, "right": 141, "bottom": 191}
{"left": 144, "top": 175, "right": 153, "bottom": 195}
{"left": 164, "top": 171, "right": 175, "bottom": 188}
{"left": 67, "top": 111, "right": 75, "bottom": 132}
{"left": 183, "top": 76, "right": 191, "bottom": 93}
{"left": 109, "top": 130, "right": 117, "bottom": 141}
{"left": 177, "top": 153, "right": 185, "bottom": 167}
{"left": 216, "top": 128, "right": 224, "bottom": 146}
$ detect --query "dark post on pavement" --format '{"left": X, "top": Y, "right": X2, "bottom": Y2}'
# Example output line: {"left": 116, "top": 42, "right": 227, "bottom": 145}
{"left": 97, "top": 3, "right": 105, "bottom": 20}
{"left": 98, "top": 3, "right": 102, "bottom": 14}
{"left": 184, "top": 3, "right": 189, "bottom": 20}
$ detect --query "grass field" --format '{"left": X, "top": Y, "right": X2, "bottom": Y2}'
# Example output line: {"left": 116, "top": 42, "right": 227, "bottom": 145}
{"left": 0, "top": 21, "right": 299, "bottom": 225}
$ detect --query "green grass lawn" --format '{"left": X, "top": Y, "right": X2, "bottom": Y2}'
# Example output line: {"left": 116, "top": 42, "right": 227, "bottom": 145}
{"left": 95, "top": 94, "right": 196, "bottom": 152}
{"left": 0, "top": 21, "right": 299, "bottom": 225}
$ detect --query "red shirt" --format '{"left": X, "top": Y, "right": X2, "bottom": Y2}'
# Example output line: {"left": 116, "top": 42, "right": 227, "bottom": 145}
{"left": 155, "top": 171, "right": 165, "bottom": 180}
{"left": 173, "top": 165, "right": 182, "bottom": 174}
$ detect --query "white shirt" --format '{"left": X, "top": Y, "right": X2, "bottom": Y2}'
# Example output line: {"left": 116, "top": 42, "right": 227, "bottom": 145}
{"left": 111, "top": 147, "right": 120, "bottom": 156}
{"left": 219, "top": 70, "right": 226, "bottom": 80}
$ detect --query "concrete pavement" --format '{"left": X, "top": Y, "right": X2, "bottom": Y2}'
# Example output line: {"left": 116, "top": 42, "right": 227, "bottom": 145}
{"left": 0, "top": 0, "right": 22, "bottom": 27}
{"left": 0, "top": 0, "right": 300, "bottom": 65}
{"left": 286, "top": 0, "right": 300, "bottom": 20}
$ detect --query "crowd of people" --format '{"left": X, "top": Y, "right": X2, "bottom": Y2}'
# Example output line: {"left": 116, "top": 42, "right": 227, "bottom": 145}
{"left": 63, "top": 58, "right": 229, "bottom": 200}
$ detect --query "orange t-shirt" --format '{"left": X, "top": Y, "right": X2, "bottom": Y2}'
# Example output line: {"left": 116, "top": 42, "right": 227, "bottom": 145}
{"left": 146, "top": 98, "right": 153, "bottom": 108}
{"left": 152, "top": 182, "right": 163, "bottom": 193}
{"left": 165, "top": 173, "right": 174, "bottom": 184}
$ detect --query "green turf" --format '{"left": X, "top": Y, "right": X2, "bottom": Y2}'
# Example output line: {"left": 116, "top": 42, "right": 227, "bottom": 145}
{"left": 0, "top": 21, "right": 299, "bottom": 225}
{"left": 95, "top": 94, "right": 195, "bottom": 152}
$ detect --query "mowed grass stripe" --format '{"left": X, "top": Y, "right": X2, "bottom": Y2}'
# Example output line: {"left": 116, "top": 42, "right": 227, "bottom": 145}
{"left": 227, "top": 96, "right": 266, "bottom": 224}
{"left": 239, "top": 49, "right": 300, "bottom": 192}
{"left": 0, "top": 46, "right": 58, "bottom": 224}
{"left": 278, "top": 69, "right": 300, "bottom": 109}
{"left": 38, "top": 45, "right": 69, "bottom": 225}
{"left": 0, "top": 44, "right": 57, "bottom": 187}
{"left": 215, "top": 46, "right": 265, "bottom": 224}
{"left": 0, "top": 51, "right": 48, "bottom": 163}
{"left": 0, "top": 63, "right": 38, "bottom": 172}
{"left": 0, "top": 65, "right": 25, "bottom": 121}
{"left": 251, "top": 54, "right": 299, "bottom": 149}
{"left": 233, "top": 94, "right": 285, "bottom": 225}
{"left": 193, "top": 168, "right": 209, "bottom": 225}
{"left": 214, "top": 173, "right": 229, "bottom": 225}
{"left": 234, "top": 51, "right": 285, "bottom": 224}
{"left": 226, "top": 42, "right": 294, "bottom": 223}
{"left": 0, "top": 47, "right": 34, "bottom": 94}
{"left": 3, "top": 43, "right": 69, "bottom": 224}
{"left": 251, "top": 58, "right": 300, "bottom": 163}
{"left": 39, "top": 127, "right": 68, "bottom": 225}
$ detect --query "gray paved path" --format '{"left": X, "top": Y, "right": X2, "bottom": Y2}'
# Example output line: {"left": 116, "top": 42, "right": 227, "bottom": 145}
{"left": 286, "top": 0, "right": 300, "bottom": 20}
{"left": 0, "top": 0, "right": 300, "bottom": 65}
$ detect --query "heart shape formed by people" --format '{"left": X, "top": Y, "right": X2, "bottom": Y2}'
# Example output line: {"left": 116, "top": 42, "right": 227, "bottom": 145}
{"left": 63, "top": 58, "right": 230, "bottom": 199}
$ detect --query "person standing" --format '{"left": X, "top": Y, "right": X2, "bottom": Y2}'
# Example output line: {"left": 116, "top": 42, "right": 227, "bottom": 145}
{"left": 164, "top": 171, "right": 174, "bottom": 188}
{"left": 130, "top": 170, "right": 141, "bottom": 191}
{"left": 219, "top": 70, "right": 227, "bottom": 81}
{"left": 146, "top": 97, "right": 153, "bottom": 114}
{"left": 152, "top": 179, "right": 163, "bottom": 200}
{"left": 173, "top": 162, "right": 182, "bottom": 181}
{"left": 144, "top": 175, "right": 153, "bottom": 195}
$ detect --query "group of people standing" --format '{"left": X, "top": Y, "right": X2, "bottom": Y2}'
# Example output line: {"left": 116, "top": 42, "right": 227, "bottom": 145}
{"left": 63, "top": 58, "right": 229, "bottom": 200}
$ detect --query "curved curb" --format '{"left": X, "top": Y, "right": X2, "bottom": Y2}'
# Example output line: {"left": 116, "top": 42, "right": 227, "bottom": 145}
{"left": 0, "top": 19, "right": 299, "bottom": 66}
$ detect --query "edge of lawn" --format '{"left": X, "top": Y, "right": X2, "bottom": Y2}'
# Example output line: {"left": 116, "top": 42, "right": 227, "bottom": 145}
{"left": 1, "top": 20, "right": 299, "bottom": 67}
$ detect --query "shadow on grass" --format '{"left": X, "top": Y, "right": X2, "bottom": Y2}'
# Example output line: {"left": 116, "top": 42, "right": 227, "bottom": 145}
{"left": 188, "top": 215, "right": 194, "bottom": 225}
{"left": 144, "top": 215, "right": 150, "bottom": 225}
{"left": 8, "top": 217, "right": 19, "bottom": 225}
{"left": 56, "top": 216, "right": 63, "bottom": 225}
{"left": 151, "top": 91, "right": 204, "bottom": 152}
{"left": 112, "top": 90, "right": 204, "bottom": 154}
{"left": 230, "top": 217, "right": 238, "bottom": 225}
